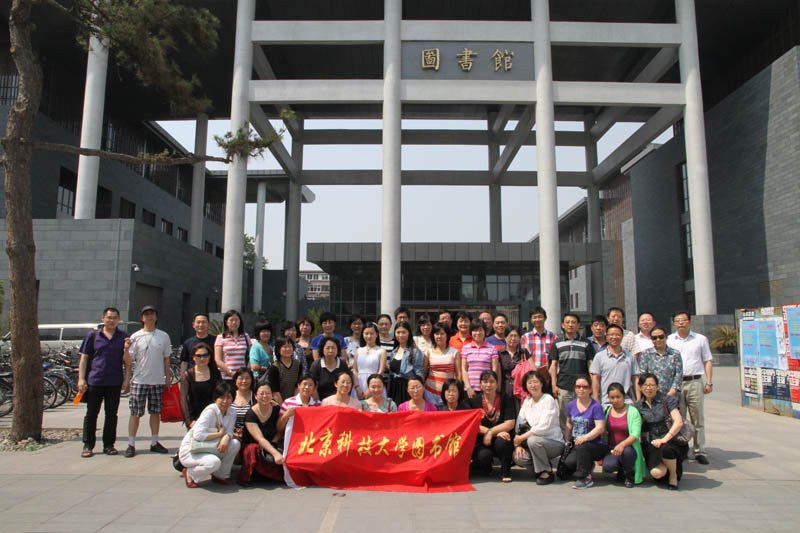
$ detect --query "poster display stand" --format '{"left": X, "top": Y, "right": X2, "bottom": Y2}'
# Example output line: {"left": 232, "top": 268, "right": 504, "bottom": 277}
{"left": 737, "top": 304, "right": 800, "bottom": 419}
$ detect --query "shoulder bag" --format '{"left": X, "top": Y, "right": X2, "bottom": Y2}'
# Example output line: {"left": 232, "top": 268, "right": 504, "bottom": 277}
{"left": 662, "top": 399, "right": 695, "bottom": 446}
{"left": 190, "top": 408, "right": 224, "bottom": 457}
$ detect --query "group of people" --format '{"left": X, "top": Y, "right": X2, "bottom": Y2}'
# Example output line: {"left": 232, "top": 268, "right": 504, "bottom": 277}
{"left": 77, "top": 303, "right": 713, "bottom": 491}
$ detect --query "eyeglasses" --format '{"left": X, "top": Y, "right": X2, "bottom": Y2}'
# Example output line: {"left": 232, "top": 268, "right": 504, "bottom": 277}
{"left": 574, "top": 385, "right": 590, "bottom": 390}
{"left": 642, "top": 383, "right": 658, "bottom": 388}
{"left": 651, "top": 335, "right": 666, "bottom": 340}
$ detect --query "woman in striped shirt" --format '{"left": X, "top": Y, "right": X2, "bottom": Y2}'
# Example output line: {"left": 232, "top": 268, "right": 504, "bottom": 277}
{"left": 423, "top": 322, "right": 461, "bottom": 406}
{"left": 215, "top": 309, "right": 250, "bottom": 381}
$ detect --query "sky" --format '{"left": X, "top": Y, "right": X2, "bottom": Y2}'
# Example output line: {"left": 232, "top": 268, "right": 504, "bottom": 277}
{"left": 158, "top": 118, "right": 672, "bottom": 271}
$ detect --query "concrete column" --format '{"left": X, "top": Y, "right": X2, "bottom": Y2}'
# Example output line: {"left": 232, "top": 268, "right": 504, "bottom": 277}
{"left": 284, "top": 120, "right": 304, "bottom": 320}
{"left": 488, "top": 112, "right": 502, "bottom": 243}
{"left": 584, "top": 117, "right": 605, "bottom": 315}
{"left": 221, "top": 0, "right": 256, "bottom": 311}
{"left": 676, "top": 0, "right": 717, "bottom": 315}
{"left": 253, "top": 180, "right": 266, "bottom": 312}
{"left": 380, "top": 0, "right": 402, "bottom": 315}
{"left": 74, "top": 36, "right": 109, "bottom": 220}
{"left": 284, "top": 183, "right": 302, "bottom": 321}
{"left": 533, "top": 0, "right": 561, "bottom": 332}
{"left": 189, "top": 113, "right": 208, "bottom": 249}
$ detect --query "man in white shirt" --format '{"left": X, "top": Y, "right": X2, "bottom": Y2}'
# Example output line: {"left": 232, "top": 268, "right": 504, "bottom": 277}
{"left": 667, "top": 310, "right": 713, "bottom": 465}
{"left": 635, "top": 312, "right": 656, "bottom": 353}
{"left": 125, "top": 305, "right": 172, "bottom": 458}
{"left": 607, "top": 307, "right": 641, "bottom": 357}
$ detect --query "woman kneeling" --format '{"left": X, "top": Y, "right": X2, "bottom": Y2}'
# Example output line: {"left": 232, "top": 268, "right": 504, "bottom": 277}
{"left": 238, "top": 383, "right": 284, "bottom": 485}
{"left": 636, "top": 373, "right": 688, "bottom": 490}
{"left": 512, "top": 370, "right": 564, "bottom": 485}
{"left": 602, "top": 382, "right": 646, "bottom": 487}
{"left": 178, "top": 382, "right": 241, "bottom": 488}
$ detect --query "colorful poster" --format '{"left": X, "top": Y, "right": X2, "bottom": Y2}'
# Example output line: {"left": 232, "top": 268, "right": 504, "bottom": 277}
{"left": 757, "top": 320, "right": 779, "bottom": 369}
{"left": 788, "top": 370, "right": 800, "bottom": 406}
{"left": 284, "top": 406, "right": 481, "bottom": 493}
{"left": 776, "top": 370, "right": 791, "bottom": 401}
{"left": 784, "top": 305, "right": 800, "bottom": 366}
{"left": 743, "top": 366, "right": 760, "bottom": 399}
{"left": 761, "top": 368, "right": 777, "bottom": 399}
{"left": 740, "top": 320, "right": 759, "bottom": 367}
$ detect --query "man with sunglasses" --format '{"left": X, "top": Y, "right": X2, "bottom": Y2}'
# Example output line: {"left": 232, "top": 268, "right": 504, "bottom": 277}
{"left": 638, "top": 326, "right": 683, "bottom": 397}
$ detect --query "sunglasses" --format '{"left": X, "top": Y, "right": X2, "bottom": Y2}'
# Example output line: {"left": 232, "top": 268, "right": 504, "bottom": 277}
{"left": 193, "top": 352, "right": 211, "bottom": 358}
{"left": 574, "top": 384, "right": 590, "bottom": 390}
{"left": 651, "top": 335, "right": 666, "bottom": 340}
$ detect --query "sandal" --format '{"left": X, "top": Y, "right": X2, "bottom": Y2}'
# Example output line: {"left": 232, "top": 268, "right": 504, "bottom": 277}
{"left": 103, "top": 447, "right": 118, "bottom": 456}
{"left": 501, "top": 476, "right": 512, "bottom": 483}
{"left": 81, "top": 448, "right": 93, "bottom": 458}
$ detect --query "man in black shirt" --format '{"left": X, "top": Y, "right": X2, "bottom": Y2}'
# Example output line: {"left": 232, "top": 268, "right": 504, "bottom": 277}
{"left": 548, "top": 313, "right": 596, "bottom": 435}
{"left": 179, "top": 313, "right": 218, "bottom": 377}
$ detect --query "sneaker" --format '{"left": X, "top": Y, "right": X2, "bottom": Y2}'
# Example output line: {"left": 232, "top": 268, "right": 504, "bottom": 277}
{"left": 150, "top": 442, "right": 169, "bottom": 454}
{"left": 695, "top": 454, "right": 709, "bottom": 465}
{"left": 624, "top": 478, "right": 634, "bottom": 488}
{"left": 124, "top": 445, "right": 136, "bottom": 458}
{"left": 572, "top": 477, "right": 594, "bottom": 490}
{"left": 536, "top": 472, "right": 554, "bottom": 485}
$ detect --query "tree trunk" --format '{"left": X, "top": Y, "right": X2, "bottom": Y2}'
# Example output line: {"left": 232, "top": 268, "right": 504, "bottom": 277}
{"left": 1, "top": 0, "right": 44, "bottom": 441}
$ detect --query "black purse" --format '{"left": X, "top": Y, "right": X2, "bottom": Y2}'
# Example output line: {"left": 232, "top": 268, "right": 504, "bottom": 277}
{"left": 556, "top": 440, "right": 575, "bottom": 480}
{"left": 261, "top": 441, "right": 284, "bottom": 465}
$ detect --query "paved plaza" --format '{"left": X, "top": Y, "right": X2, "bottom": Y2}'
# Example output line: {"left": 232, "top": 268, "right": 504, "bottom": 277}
{"left": 0, "top": 366, "right": 798, "bottom": 532}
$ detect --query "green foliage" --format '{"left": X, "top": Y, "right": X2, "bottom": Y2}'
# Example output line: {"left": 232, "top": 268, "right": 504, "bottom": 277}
{"left": 305, "top": 307, "right": 327, "bottom": 337}
{"left": 711, "top": 325, "right": 738, "bottom": 350}
{"left": 243, "top": 234, "right": 268, "bottom": 270}
{"left": 214, "top": 121, "right": 281, "bottom": 161}
{"left": 208, "top": 319, "right": 224, "bottom": 336}
{"left": 75, "top": 0, "right": 220, "bottom": 115}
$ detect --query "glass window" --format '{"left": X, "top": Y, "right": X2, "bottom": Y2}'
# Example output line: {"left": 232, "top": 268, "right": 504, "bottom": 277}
{"left": 119, "top": 197, "right": 136, "bottom": 219}
{"left": 142, "top": 209, "right": 156, "bottom": 227}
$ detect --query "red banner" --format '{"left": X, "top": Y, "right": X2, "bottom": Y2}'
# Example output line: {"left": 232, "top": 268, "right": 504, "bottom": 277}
{"left": 284, "top": 406, "right": 481, "bottom": 493}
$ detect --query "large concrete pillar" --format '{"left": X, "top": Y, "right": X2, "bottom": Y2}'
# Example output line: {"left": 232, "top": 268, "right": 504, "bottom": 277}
{"left": 74, "top": 36, "right": 109, "bottom": 220}
{"left": 221, "top": 0, "right": 256, "bottom": 311}
{"left": 253, "top": 180, "right": 266, "bottom": 312}
{"left": 488, "top": 112, "right": 502, "bottom": 243}
{"left": 584, "top": 117, "right": 605, "bottom": 315}
{"left": 533, "top": 0, "right": 561, "bottom": 332}
{"left": 676, "top": 0, "right": 717, "bottom": 315}
{"left": 189, "top": 113, "right": 208, "bottom": 249}
{"left": 284, "top": 120, "right": 303, "bottom": 320}
{"left": 380, "top": 0, "right": 402, "bottom": 315}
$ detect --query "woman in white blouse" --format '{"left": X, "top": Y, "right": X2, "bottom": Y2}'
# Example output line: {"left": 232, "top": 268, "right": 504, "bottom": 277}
{"left": 512, "top": 370, "right": 564, "bottom": 485}
{"left": 178, "top": 382, "right": 241, "bottom": 488}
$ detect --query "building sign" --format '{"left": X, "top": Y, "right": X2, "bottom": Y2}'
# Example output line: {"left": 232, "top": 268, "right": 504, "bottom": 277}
{"left": 403, "top": 42, "right": 534, "bottom": 80}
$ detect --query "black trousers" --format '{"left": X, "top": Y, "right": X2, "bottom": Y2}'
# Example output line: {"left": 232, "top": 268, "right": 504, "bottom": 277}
{"left": 473, "top": 436, "right": 514, "bottom": 477}
{"left": 82, "top": 385, "right": 122, "bottom": 449}
{"left": 564, "top": 440, "right": 608, "bottom": 478}
{"left": 602, "top": 446, "right": 637, "bottom": 479}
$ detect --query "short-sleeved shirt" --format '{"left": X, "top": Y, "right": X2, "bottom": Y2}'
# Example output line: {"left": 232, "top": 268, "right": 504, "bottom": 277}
{"left": 548, "top": 335, "right": 595, "bottom": 391}
{"left": 486, "top": 335, "right": 506, "bottom": 352}
{"left": 215, "top": 334, "right": 250, "bottom": 379}
{"left": 469, "top": 392, "right": 516, "bottom": 430}
{"left": 179, "top": 334, "right": 217, "bottom": 364}
{"left": 667, "top": 331, "right": 713, "bottom": 377}
{"left": 591, "top": 348, "right": 640, "bottom": 405}
{"left": 588, "top": 335, "right": 608, "bottom": 354}
{"left": 128, "top": 328, "right": 171, "bottom": 385}
{"left": 310, "top": 334, "right": 347, "bottom": 352}
{"left": 242, "top": 406, "right": 280, "bottom": 446}
{"left": 638, "top": 347, "right": 683, "bottom": 395}
{"left": 267, "top": 358, "right": 303, "bottom": 403}
{"left": 80, "top": 328, "right": 129, "bottom": 387}
{"left": 566, "top": 398, "right": 604, "bottom": 443}
{"left": 249, "top": 342, "right": 272, "bottom": 378}
{"left": 621, "top": 329, "right": 641, "bottom": 355}
{"left": 521, "top": 329, "right": 556, "bottom": 369}
{"left": 449, "top": 334, "right": 472, "bottom": 353}
{"left": 309, "top": 358, "right": 349, "bottom": 400}
{"left": 461, "top": 341, "right": 498, "bottom": 390}
{"left": 279, "top": 393, "right": 321, "bottom": 415}
{"left": 636, "top": 392, "right": 680, "bottom": 440}
{"left": 635, "top": 332, "right": 654, "bottom": 353}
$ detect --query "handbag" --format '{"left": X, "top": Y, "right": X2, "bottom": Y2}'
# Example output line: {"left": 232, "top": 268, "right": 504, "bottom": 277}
{"left": 190, "top": 409, "right": 224, "bottom": 457}
{"left": 160, "top": 383, "right": 182, "bottom": 423}
{"left": 261, "top": 441, "right": 284, "bottom": 465}
{"left": 662, "top": 399, "right": 695, "bottom": 446}
{"left": 556, "top": 440, "right": 575, "bottom": 480}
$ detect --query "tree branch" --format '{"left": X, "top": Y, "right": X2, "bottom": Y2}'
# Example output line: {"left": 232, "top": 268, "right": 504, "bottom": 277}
{"left": 24, "top": 139, "right": 230, "bottom": 166}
